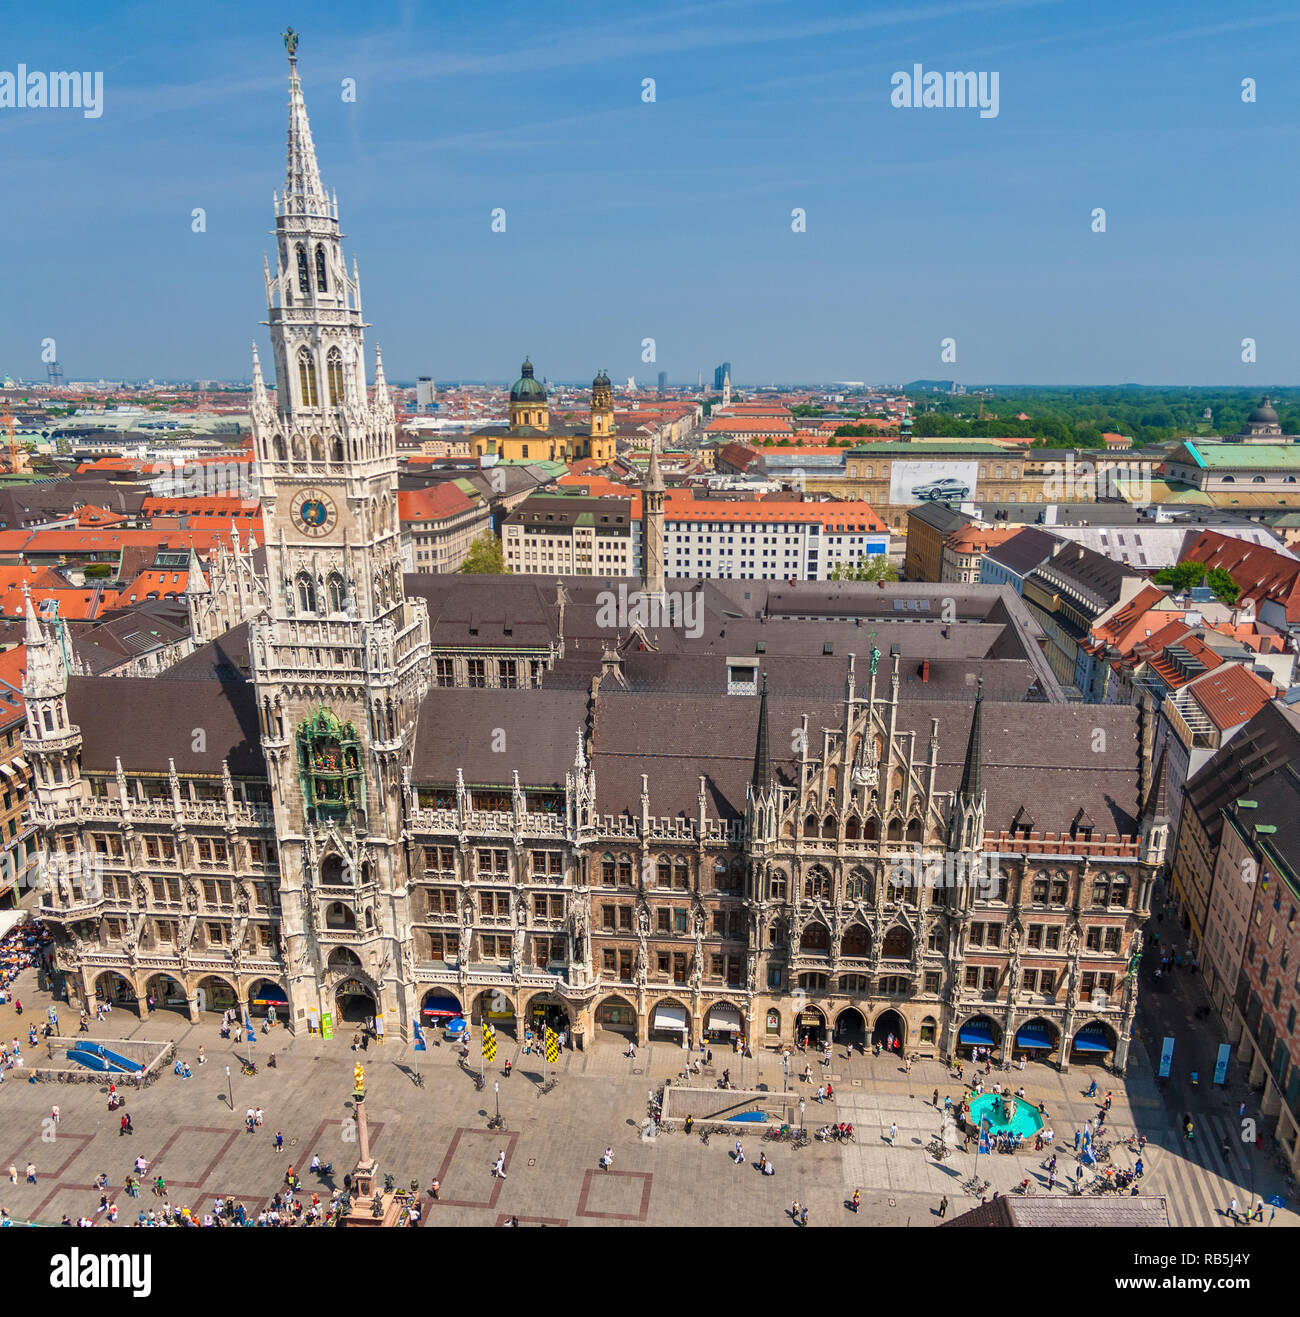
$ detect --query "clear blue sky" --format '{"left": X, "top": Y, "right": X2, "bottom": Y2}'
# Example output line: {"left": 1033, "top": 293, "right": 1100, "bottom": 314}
{"left": 2, "top": 0, "right": 1297, "bottom": 386}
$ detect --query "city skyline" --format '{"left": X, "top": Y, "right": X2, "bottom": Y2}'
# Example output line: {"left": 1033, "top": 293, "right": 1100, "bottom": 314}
{"left": 3, "top": 0, "right": 1299, "bottom": 386}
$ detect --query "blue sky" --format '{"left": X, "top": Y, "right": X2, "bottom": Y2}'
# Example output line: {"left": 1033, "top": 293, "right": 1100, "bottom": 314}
{"left": 2, "top": 0, "right": 1298, "bottom": 386}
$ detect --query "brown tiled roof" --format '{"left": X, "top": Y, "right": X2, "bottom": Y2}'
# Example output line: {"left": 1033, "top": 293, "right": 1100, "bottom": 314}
{"left": 67, "top": 675, "right": 264, "bottom": 776}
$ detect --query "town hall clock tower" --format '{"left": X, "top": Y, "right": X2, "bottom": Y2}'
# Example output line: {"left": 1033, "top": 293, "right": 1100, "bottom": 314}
{"left": 247, "top": 34, "right": 431, "bottom": 1038}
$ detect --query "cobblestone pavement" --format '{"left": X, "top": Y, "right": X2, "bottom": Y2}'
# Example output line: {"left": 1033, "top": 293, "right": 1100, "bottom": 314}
{"left": 0, "top": 967, "right": 1295, "bottom": 1227}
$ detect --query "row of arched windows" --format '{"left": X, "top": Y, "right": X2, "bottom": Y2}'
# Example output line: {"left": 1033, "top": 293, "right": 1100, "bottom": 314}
{"left": 802, "top": 814, "right": 926, "bottom": 843}
{"left": 295, "top": 242, "right": 329, "bottom": 295}
{"left": 295, "top": 571, "right": 347, "bottom": 615}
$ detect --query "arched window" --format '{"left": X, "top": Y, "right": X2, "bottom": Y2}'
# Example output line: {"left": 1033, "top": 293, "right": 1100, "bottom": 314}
{"left": 656, "top": 856, "right": 672, "bottom": 887}
{"left": 297, "top": 348, "right": 319, "bottom": 408}
{"left": 272, "top": 434, "right": 286, "bottom": 462}
{"left": 327, "top": 572, "right": 346, "bottom": 613}
{"left": 315, "top": 244, "right": 328, "bottom": 292}
{"left": 847, "top": 867, "right": 872, "bottom": 902}
{"left": 841, "top": 924, "right": 870, "bottom": 957}
{"left": 800, "top": 922, "right": 829, "bottom": 954}
{"left": 804, "top": 814, "right": 819, "bottom": 839}
{"left": 803, "top": 865, "right": 831, "bottom": 900}
{"left": 295, "top": 243, "right": 309, "bottom": 293}
{"left": 296, "top": 572, "right": 317, "bottom": 614}
{"left": 310, "top": 434, "right": 323, "bottom": 462}
{"left": 327, "top": 347, "right": 344, "bottom": 406}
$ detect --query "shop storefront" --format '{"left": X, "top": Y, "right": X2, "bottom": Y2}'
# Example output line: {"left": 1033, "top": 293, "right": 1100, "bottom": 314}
{"left": 704, "top": 1003, "right": 743, "bottom": 1044}
{"left": 650, "top": 1001, "right": 690, "bottom": 1043}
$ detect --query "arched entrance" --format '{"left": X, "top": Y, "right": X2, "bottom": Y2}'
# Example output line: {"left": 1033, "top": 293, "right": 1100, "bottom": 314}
{"left": 958, "top": 1013, "right": 1002, "bottom": 1059}
{"left": 704, "top": 1001, "right": 744, "bottom": 1046}
{"left": 195, "top": 975, "right": 238, "bottom": 1015}
{"left": 334, "top": 978, "right": 376, "bottom": 1024}
{"left": 474, "top": 989, "right": 517, "bottom": 1039}
{"left": 650, "top": 996, "right": 690, "bottom": 1044}
{"left": 144, "top": 973, "right": 188, "bottom": 1013}
{"left": 420, "top": 989, "right": 464, "bottom": 1033}
{"left": 872, "top": 1008, "right": 905, "bottom": 1053}
{"left": 525, "top": 993, "right": 570, "bottom": 1039}
{"left": 795, "top": 1004, "right": 827, "bottom": 1048}
{"left": 1014, "top": 1017, "right": 1061, "bottom": 1063}
{"left": 1070, "top": 1020, "right": 1117, "bottom": 1066}
{"left": 594, "top": 994, "right": 636, "bottom": 1040}
{"left": 248, "top": 979, "right": 288, "bottom": 1021}
{"left": 94, "top": 970, "right": 137, "bottom": 1010}
{"left": 836, "top": 1007, "right": 867, "bottom": 1048}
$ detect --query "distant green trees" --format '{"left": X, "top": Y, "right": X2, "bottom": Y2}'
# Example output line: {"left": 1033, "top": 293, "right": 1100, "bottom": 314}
{"left": 1153, "top": 561, "right": 1240, "bottom": 604}
{"left": 830, "top": 555, "right": 899, "bottom": 582}
{"left": 460, "top": 532, "right": 510, "bottom": 574}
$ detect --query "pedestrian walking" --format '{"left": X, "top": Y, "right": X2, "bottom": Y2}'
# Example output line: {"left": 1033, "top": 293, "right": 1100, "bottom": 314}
{"left": 933, "top": 1088, "right": 939, "bottom": 1108}
{"left": 851, "top": 1189, "right": 860, "bottom": 1213}
{"left": 800, "top": 1206, "right": 808, "bottom": 1227}
{"left": 816, "top": 1085, "right": 825, "bottom": 1104}
{"left": 734, "top": 1140, "right": 745, "bottom": 1166}
{"left": 1253, "top": 1199, "right": 1264, "bottom": 1222}
{"left": 429, "top": 1179, "right": 440, "bottom": 1200}
{"left": 197, "top": 1046, "right": 205, "bottom": 1065}
{"left": 493, "top": 1151, "right": 507, "bottom": 1179}
{"left": 601, "top": 1147, "right": 613, "bottom": 1172}
{"left": 938, "top": 1195, "right": 948, "bottom": 1218}
{"left": 25, "top": 1162, "right": 35, "bottom": 1184}
{"left": 1103, "top": 1091, "right": 1112, "bottom": 1111}
{"left": 1087, "top": 1079, "right": 1098, "bottom": 1098}
{"left": 50, "top": 1104, "right": 60, "bottom": 1124}
{"left": 888, "top": 1122, "right": 897, "bottom": 1144}
{"left": 274, "top": 1132, "right": 284, "bottom": 1154}
{"left": 1048, "top": 1171, "right": 1056, "bottom": 1191}
{"left": 254, "top": 1108, "right": 263, "bottom": 1127}
{"left": 791, "top": 1199, "right": 800, "bottom": 1222}
{"left": 1239, "top": 1102, "right": 1247, "bottom": 1119}
{"left": 1229, "top": 1198, "right": 1239, "bottom": 1221}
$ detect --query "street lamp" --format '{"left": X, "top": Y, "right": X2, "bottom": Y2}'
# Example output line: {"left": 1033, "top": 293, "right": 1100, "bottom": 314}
{"left": 494, "top": 1081, "right": 501, "bottom": 1124}
{"left": 782, "top": 1052, "right": 790, "bottom": 1095}
{"left": 225, "top": 1065, "right": 233, "bottom": 1110}
{"left": 799, "top": 1099, "right": 806, "bottom": 1136}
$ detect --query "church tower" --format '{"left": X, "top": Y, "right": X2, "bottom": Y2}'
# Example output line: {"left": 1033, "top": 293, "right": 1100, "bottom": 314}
{"left": 641, "top": 434, "right": 666, "bottom": 595}
{"left": 588, "top": 369, "right": 615, "bottom": 461}
{"left": 249, "top": 33, "right": 431, "bottom": 1038}
{"left": 721, "top": 371, "right": 731, "bottom": 409}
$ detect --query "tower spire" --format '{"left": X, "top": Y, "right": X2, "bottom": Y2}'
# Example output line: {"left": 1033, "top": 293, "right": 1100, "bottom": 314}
{"left": 751, "top": 672, "right": 772, "bottom": 790}
{"left": 958, "top": 676, "right": 984, "bottom": 803}
{"left": 282, "top": 31, "right": 328, "bottom": 217}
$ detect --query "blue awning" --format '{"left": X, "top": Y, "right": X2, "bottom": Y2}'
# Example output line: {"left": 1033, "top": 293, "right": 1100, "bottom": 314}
{"left": 959, "top": 1020, "right": 996, "bottom": 1046}
{"left": 1015, "top": 1024, "right": 1053, "bottom": 1049}
{"left": 1073, "top": 1026, "right": 1112, "bottom": 1052}
{"left": 422, "top": 995, "right": 463, "bottom": 1019}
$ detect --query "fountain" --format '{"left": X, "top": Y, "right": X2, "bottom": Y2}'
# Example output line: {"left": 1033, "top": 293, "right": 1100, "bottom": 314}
{"left": 967, "top": 1090, "right": 1044, "bottom": 1138}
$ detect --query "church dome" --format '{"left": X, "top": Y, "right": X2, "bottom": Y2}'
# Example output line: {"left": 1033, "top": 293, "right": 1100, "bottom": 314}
{"left": 510, "top": 358, "right": 547, "bottom": 402}
{"left": 1248, "top": 396, "right": 1278, "bottom": 425}
{"left": 593, "top": 369, "right": 611, "bottom": 388}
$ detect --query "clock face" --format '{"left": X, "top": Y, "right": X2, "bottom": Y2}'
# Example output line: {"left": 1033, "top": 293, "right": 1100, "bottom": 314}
{"left": 292, "top": 488, "right": 337, "bottom": 537}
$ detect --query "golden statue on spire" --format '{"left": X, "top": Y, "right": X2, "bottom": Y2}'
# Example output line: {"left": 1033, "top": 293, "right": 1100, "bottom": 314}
{"left": 282, "top": 27, "right": 300, "bottom": 57}
{"left": 353, "top": 1061, "right": 365, "bottom": 1095}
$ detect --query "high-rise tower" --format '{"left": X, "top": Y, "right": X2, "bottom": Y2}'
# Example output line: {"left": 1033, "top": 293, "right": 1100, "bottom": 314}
{"left": 248, "top": 33, "right": 431, "bottom": 1036}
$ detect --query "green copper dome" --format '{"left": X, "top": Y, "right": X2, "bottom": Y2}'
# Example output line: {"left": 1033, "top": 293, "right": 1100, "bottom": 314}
{"left": 510, "top": 358, "right": 547, "bottom": 402}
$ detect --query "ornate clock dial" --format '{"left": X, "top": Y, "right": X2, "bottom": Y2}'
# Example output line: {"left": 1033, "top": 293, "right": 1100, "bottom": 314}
{"left": 292, "top": 488, "right": 338, "bottom": 537}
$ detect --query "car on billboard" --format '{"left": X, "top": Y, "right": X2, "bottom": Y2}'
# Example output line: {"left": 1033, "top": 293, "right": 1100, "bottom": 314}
{"left": 910, "top": 476, "right": 970, "bottom": 502}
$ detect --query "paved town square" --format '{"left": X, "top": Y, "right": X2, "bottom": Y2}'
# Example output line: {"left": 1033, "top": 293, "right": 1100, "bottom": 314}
{"left": 1, "top": 963, "right": 1295, "bottom": 1230}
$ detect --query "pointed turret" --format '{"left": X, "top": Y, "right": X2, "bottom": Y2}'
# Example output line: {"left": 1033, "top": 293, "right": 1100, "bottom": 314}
{"left": 1141, "top": 741, "right": 1170, "bottom": 825}
{"left": 24, "top": 587, "right": 44, "bottom": 648}
{"left": 283, "top": 40, "right": 328, "bottom": 216}
{"left": 373, "top": 345, "right": 390, "bottom": 412}
{"left": 641, "top": 434, "right": 666, "bottom": 596}
{"left": 751, "top": 673, "right": 772, "bottom": 791}
{"left": 185, "top": 545, "right": 209, "bottom": 596}
{"left": 958, "top": 676, "right": 984, "bottom": 806}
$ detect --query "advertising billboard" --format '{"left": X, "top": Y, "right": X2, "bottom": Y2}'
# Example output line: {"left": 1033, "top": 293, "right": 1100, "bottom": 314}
{"left": 889, "top": 459, "right": 979, "bottom": 506}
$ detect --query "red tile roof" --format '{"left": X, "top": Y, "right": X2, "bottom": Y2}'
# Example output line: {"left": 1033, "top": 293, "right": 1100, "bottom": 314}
{"left": 1181, "top": 530, "right": 1300, "bottom": 624}
{"left": 1188, "top": 664, "right": 1276, "bottom": 731}
{"left": 397, "top": 484, "right": 480, "bottom": 523}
